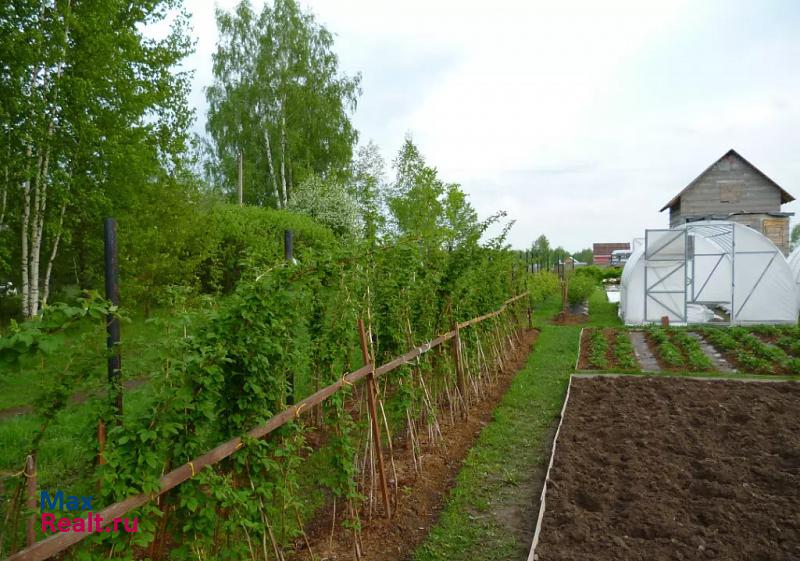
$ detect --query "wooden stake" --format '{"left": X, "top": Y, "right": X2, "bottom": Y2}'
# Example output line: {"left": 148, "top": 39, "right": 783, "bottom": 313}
{"left": 357, "top": 319, "right": 391, "bottom": 519}
{"left": 25, "top": 454, "right": 36, "bottom": 547}
{"left": 98, "top": 420, "right": 106, "bottom": 465}
{"left": 452, "top": 321, "right": 468, "bottom": 419}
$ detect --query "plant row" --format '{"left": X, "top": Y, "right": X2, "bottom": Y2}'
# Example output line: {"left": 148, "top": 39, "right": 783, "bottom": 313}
{"left": 696, "top": 326, "right": 800, "bottom": 375}
{"left": 579, "top": 328, "right": 639, "bottom": 372}
{"left": 645, "top": 327, "right": 714, "bottom": 372}
{"left": 0, "top": 230, "right": 540, "bottom": 561}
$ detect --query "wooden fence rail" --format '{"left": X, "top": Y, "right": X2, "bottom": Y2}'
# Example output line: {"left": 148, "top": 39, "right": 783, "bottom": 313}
{"left": 5, "top": 292, "right": 529, "bottom": 561}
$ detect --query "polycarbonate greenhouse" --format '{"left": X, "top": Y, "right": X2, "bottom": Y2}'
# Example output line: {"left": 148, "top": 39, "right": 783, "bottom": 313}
{"left": 620, "top": 220, "right": 799, "bottom": 325}
{"left": 790, "top": 245, "right": 800, "bottom": 310}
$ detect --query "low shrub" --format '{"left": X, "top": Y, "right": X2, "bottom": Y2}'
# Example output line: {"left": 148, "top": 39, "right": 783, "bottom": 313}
{"left": 528, "top": 271, "right": 560, "bottom": 306}
{"left": 567, "top": 274, "right": 596, "bottom": 306}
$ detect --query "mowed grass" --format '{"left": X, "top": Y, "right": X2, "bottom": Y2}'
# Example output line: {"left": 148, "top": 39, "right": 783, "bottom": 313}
{"left": 586, "top": 287, "right": 623, "bottom": 327}
{"left": 0, "top": 306, "right": 194, "bottom": 412}
{"left": 413, "top": 324, "right": 579, "bottom": 561}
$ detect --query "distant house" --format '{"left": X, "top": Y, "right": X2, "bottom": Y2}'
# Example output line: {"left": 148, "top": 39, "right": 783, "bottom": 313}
{"left": 593, "top": 243, "right": 630, "bottom": 266}
{"left": 660, "top": 149, "right": 795, "bottom": 254}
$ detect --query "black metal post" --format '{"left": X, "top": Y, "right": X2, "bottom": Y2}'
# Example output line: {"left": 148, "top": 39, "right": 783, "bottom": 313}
{"left": 284, "top": 229, "right": 294, "bottom": 405}
{"left": 104, "top": 218, "right": 122, "bottom": 416}
{"left": 284, "top": 229, "right": 293, "bottom": 262}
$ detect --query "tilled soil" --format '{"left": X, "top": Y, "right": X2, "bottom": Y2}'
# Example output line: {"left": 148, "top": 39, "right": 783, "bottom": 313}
{"left": 297, "top": 328, "right": 541, "bottom": 561}
{"left": 535, "top": 376, "right": 800, "bottom": 561}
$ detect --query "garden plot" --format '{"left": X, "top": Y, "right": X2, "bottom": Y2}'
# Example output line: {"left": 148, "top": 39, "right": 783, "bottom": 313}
{"left": 532, "top": 376, "right": 800, "bottom": 561}
{"left": 577, "top": 328, "right": 639, "bottom": 372}
{"left": 695, "top": 326, "right": 800, "bottom": 375}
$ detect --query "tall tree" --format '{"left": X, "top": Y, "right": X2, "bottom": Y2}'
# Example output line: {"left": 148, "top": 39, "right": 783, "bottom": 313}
{"left": 206, "top": 0, "right": 360, "bottom": 208}
{"left": 530, "top": 235, "right": 552, "bottom": 271}
{"left": 791, "top": 224, "right": 799, "bottom": 251}
{"left": 573, "top": 247, "right": 593, "bottom": 264}
{"left": 387, "top": 138, "right": 444, "bottom": 242}
{"left": 0, "top": 0, "right": 193, "bottom": 317}
{"left": 350, "top": 141, "right": 386, "bottom": 240}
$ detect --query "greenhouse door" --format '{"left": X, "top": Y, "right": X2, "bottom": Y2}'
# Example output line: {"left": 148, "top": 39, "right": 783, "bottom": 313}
{"left": 644, "top": 229, "right": 687, "bottom": 323}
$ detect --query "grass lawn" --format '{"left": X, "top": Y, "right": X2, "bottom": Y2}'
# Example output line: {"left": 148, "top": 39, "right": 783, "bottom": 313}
{"left": 0, "top": 306, "right": 196, "bottom": 412}
{"left": 586, "top": 287, "right": 622, "bottom": 327}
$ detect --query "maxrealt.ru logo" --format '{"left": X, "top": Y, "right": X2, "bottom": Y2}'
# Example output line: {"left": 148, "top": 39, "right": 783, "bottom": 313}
{"left": 40, "top": 491, "right": 138, "bottom": 534}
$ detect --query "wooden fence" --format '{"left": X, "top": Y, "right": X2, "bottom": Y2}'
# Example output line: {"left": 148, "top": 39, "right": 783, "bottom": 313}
{"left": 5, "top": 292, "right": 530, "bottom": 561}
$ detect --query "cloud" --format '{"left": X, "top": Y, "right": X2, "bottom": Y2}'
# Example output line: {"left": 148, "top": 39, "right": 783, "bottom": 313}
{"left": 182, "top": 0, "right": 800, "bottom": 251}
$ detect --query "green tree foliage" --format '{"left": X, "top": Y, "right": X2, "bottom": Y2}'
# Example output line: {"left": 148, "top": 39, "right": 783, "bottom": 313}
{"left": 0, "top": 0, "right": 193, "bottom": 317}
{"left": 791, "top": 223, "right": 799, "bottom": 251}
{"left": 350, "top": 141, "right": 386, "bottom": 240}
{"left": 205, "top": 0, "right": 361, "bottom": 207}
{"left": 573, "top": 247, "right": 593, "bottom": 264}
{"left": 530, "top": 235, "right": 552, "bottom": 270}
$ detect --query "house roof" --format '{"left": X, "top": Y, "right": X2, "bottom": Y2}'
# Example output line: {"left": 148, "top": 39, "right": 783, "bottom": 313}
{"left": 659, "top": 149, "right": 795, "bottom": 212}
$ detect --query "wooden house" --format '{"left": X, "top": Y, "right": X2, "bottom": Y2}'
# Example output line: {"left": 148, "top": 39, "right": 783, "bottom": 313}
{"left": 660, "top": 149, "right": 795, "bottom": 254}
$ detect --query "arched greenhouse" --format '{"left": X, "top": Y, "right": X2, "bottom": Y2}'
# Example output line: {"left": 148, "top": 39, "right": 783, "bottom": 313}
{"left": 620, "top": 220, "right": 799, "bottom": 325}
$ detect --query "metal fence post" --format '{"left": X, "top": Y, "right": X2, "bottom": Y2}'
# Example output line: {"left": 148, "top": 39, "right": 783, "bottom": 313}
{"left": 357, "top": 319, "right": 391, "bottom": 519}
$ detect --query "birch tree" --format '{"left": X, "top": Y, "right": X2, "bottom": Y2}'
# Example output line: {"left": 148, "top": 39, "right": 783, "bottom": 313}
{"left": 0, "top": 0, "right": 192, "bottom": 317}
{"left": 206, "top": 0, "right": 360, "bottom": 208}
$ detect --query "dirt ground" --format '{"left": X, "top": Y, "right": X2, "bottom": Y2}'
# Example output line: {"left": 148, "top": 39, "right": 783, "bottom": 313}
{"left": 297, "top": 328, "right": 541, "bottom": 561}
{"left": 535, "top": 376, "right": 800, "bottom": 561}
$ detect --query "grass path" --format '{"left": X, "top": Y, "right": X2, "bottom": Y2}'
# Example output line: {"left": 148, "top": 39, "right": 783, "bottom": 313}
{"left": 413, "top": 295, "right": 579, "bottom": 561}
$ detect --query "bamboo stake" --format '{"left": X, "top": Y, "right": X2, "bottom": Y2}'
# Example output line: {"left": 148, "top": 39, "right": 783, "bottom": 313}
{"left": 452, "top": 321, "right": 468, "bottom": 419}
{"left": 25, "top": 455, "right": 36, "bottom": 547}
{"left": 357, "top": 319, "right": 391, "bottom": 519}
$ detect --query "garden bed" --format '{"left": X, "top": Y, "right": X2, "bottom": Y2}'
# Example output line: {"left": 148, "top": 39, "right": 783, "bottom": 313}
{"left": 643, "top": 327, "right": 715, "bottom": 372}
{"left": 577, "top": 328, "right": 639, "bottom": 372}
{"left": 695, "top": 326, "right": 800, "bottom": 375}
{"left": 533, "top": 376, "right": 800, "bottom": 561}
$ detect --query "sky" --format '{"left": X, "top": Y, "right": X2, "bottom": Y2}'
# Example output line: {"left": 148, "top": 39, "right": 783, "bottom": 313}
{"left": 178, "top": 0, "right": 800, "bottom": 251}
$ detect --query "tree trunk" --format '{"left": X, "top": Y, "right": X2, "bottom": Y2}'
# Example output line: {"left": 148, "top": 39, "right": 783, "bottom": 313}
{"left": 264, "top": 128, "right": 281, "bottom": 208}
{"left": 29, "top": 150, "right": 45, "bottom": 317}
{"left": 1, "top": 136, "right": 8, "bottom": 230}
{"left": 21, "top": 158, "right": 32, "bottom": 318}
{"left": 279, "top": 107, "right": 288, "bottom": 208}
{"left": 42, "top": 202, "right": 66, "bottom": 307}
{"left": 24, "top": 0, "right": 71, "bottom": 317}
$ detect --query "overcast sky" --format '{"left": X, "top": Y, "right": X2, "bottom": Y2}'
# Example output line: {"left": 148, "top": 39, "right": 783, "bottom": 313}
{"left": 180, "top": 0, "right": 800, "bottom": 251}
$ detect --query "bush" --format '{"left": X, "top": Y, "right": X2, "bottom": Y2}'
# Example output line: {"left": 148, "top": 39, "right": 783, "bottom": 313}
{"left": 527, "top": 271, "right": 560, "bottom": 305}
{"left": 567, "top": 274, "right": 596, "bottom": 306}
{"left": 574, "top": 266, "right": 604, "bottom": 283}
{"left": 122, "top": 203, "right": 337, "bottom": 313}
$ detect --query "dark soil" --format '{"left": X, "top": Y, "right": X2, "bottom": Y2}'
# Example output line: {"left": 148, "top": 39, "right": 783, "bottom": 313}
{"left": 552, "top": 313, "right": 588, "bottom": 325}
{"left": 577, "top": 329, "right": 592, "bottom": 370}
{"left": 535, "top": 376, "right": 800, "bottom": 561}
{"left": 296, "top": 328, "right": 541, "bottom": 561}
